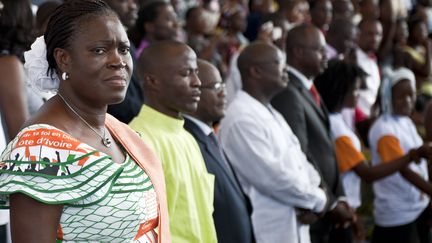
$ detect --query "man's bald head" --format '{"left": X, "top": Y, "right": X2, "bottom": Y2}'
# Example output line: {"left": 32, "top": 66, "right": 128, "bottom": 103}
{"left": 137, "top": 40, "right": 201, "bottom": 118}
{"left": 197, "top": 59, "right": 220, "bottom": 86}
{"left": 194, "top": 59, "right": 226, "bottom": 125}
{"left": 286, "top": 24, "right": 327, "bottom": 78}
{"left": 237, "top": 42, "right": 288, "bottom": 102}
{"left": 286, "top": 24, "right": 321, "bottom": 57}
{"left": 237, "top": 42, "right": 282, "bottom": 81}
{"left": 138, "top": 40, "right": 192, "bottom": 78}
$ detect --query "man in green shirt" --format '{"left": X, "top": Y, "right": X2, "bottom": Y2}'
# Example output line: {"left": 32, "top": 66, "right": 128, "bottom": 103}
{"left": 129, "top": 40, "right": 217, "bottom": 243}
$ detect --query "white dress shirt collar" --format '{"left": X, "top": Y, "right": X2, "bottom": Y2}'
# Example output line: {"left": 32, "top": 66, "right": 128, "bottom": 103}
{"left": 287, "top": 65, "right": 314, "bottom": 90}
{"left": 183, "top": 115, "right": 214, "bottom": 136}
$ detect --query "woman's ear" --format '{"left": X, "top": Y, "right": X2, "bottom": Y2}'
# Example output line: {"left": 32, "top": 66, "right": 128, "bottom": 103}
{"left": 53, "top": 47, "right": 71, "bottom": 74}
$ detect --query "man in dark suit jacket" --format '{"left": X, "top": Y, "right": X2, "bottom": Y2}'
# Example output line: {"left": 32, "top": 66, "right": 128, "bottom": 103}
{"left": 271, "top": 24, "right": 354, "bottom": 243}
{"left": 184, "top": 59, "right": 254, "bottom": 243}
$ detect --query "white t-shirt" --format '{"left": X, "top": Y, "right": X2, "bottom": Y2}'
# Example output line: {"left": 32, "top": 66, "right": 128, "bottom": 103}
{"left": 356, "top": 48, "right": 381, "bottom": 117}
{"left": 368, "top": 115, "right": 429, "bottom": 227}
{"left": 329, "top": 113, "right": 363, "bottom": 209}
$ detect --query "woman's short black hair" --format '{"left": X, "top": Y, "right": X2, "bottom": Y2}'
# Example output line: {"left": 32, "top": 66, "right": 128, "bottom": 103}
{"left": 0, "top": 0, "right": 35, "bottom": 60}
{"left": 45, "top": 0, "right": 118, "bottom": 77}
{"left": 314, "top": 59, "right": 367, "bottom": 112}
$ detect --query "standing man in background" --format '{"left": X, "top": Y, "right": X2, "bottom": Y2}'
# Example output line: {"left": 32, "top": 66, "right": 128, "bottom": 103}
{"left": 271, "top": 24, "right": 354, "bottom": 243}
{"left": 220, "top": 42, "right": 328, "bottom": 243}
{"left": 130, "top": 41, "right": 217, "bottom": 243}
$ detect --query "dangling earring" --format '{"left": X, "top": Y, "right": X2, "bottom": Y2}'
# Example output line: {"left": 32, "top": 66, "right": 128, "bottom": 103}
{"left": 61, "top": 72, "right": 69, "bottom": 80}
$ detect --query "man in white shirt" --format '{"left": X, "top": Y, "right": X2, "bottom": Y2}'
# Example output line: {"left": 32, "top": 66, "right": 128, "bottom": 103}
{"left": 356, "top": 18, "right": 383, "bottom": 117}
{"left": 219, "top": 42, "right": 328, "bottom": 243}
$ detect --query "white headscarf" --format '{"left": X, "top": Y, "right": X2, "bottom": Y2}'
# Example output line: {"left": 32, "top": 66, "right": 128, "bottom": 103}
{"left": 380, "top": 67, "right": 416, "bottom": 115}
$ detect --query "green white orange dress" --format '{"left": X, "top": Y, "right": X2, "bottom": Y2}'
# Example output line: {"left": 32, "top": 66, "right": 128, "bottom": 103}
{"left": 0, "top": 124, "right": 159, "bottom": 242}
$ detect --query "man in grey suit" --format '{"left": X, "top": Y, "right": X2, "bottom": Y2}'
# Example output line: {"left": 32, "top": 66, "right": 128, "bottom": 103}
{"left": 184, "top": 59, "right": 254, "bottom": 243}
{"left": 271, "top": 24, "right": 355, "bottom": 243}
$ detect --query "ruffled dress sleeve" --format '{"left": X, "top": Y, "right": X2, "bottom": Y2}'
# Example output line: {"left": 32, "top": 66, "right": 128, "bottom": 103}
{"left": 0, "top": 124, "right": 123, "bottom": 207}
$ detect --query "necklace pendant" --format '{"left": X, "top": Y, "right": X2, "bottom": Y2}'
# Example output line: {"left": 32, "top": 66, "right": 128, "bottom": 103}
{"left": 103, "top": 137, "right": 112, "bottom": 147}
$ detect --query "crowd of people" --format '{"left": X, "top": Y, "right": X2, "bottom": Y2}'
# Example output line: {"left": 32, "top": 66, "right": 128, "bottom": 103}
{"left": 2, "top": 0, "right": 432, "bottom": 243}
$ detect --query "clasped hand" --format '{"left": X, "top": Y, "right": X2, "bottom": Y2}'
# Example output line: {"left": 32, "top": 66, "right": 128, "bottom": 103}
{"left": 329, "top": 201, "right": 355, "bottom": 228}
{"left": 412, "top": 142, "right": 432, "bottom": 163}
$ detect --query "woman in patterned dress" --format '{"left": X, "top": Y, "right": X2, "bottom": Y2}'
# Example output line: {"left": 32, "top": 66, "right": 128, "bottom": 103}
{"left": 0, "top": 0, "right": 170, "bottom": 242}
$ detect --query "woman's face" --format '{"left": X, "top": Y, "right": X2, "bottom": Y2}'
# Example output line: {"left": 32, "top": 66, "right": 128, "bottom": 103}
{"left": 63, "top": 15, "right": 132, "bottom": 106}
{"left": 392, "top": 79, "right": 416, "bottom": 117}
